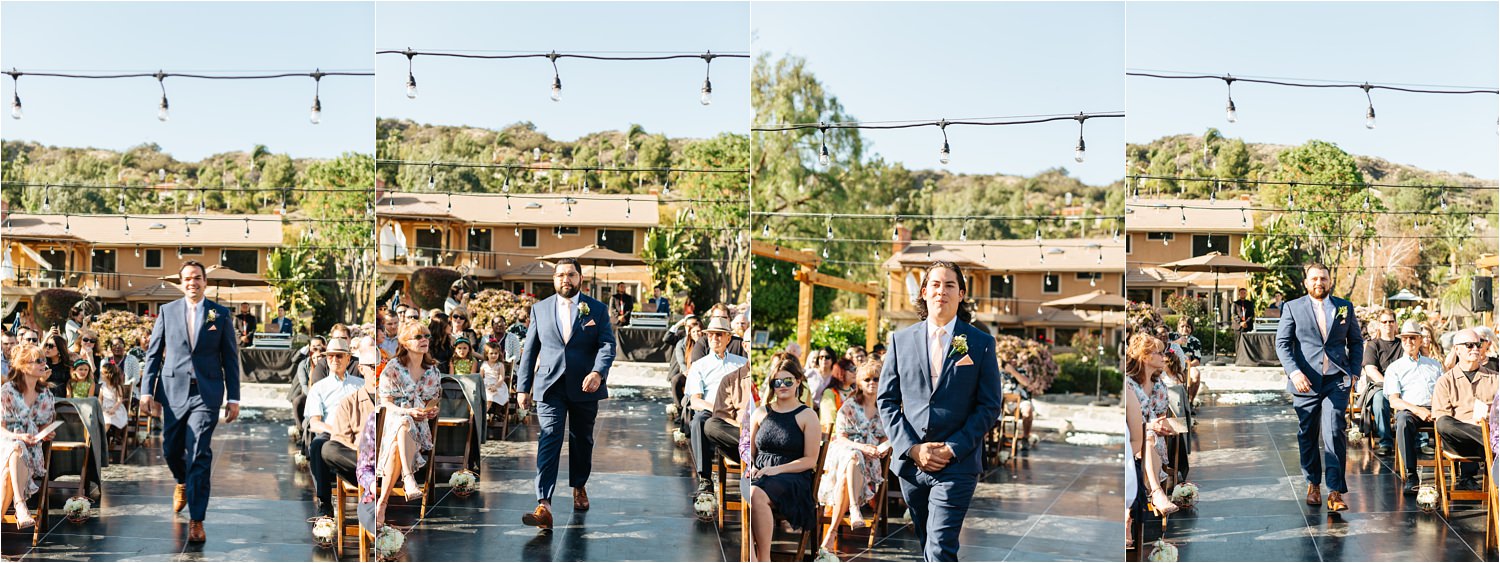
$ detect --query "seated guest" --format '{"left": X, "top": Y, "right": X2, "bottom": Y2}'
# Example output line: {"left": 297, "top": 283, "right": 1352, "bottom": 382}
{"left": 1431, "top": 328, "right": 1498, "bottom": 491}
{"left": 450, "top": 338, "right": 476, "bottom": 375}
{"left": 305, "top": 338, "right": 363, "bottom": 517}
{"left": 378, "top": 321, "right": 442, "bottom": 506}
{"left": 378, "top": 313, "right": 400, "bottom": 359}
{"left": 1002, "top": 363, "right": 1038, "bottom": 448}
{"left": 67, "top": 359, "right": 94, "bottom": 399}
{"left": 816, "top": 359, "right": 890, "bottom": 558}
{"left": 0, "top": 341, "right": 58, "bottom": 529}
{"left": 1385, "top": 321, "right": 1443, "bottom": 491}
{"left": 1360, "top": 309, "right": 1403, "bottom": 456}
{"left": 98, "top": 363, "right": 129, "bottom": 445}
{"left": 288, "top": 336, "right": 327, "bottom": 433}
{"left": 688, "top": 304, "right": 744, "bottom": 368}
{"left": 685, "top": 317, "right": 749, "bottom": 495}
{"left": 747, "top": 362, "right": 821, "bottom": 563}
{"left": 709, "top": 358, "right": 755, "bottom": 477}
{"left": 667, "top": 318, "right": 702, "bottom": 423}
{"left": 1124, "top": 332, "right": 1179, "bottom": 540}
{"left": 326, "top": 338, "right": 380, "bottom": 525}
{"left": 43, "top": 333, "right": 72, "bottom": 393}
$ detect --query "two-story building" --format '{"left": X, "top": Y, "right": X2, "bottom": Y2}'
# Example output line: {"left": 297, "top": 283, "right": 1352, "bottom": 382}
{"left": 881, "top": 229, "right": 1126, "bottom": 350}
{"left": 1124, "top": 196, "right": 1255, "bottom": 323}
{"left": 2, "top": 211, "right": 282, "bottom": 318}
{"left": 375, "top": 190, "right": 660, "bottom": 302}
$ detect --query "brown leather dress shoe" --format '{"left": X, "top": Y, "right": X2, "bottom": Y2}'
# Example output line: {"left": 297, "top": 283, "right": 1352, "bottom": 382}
{"left": 1306, "top": 484, "right": 1321, "bottom": 506}
{"left": 1326, "top": 491, "right": 1348, "bottom": 512}
{"left": 573, "top": 487, "right": 590, "bottom": 512}
{"left": 187, "top": 520, "right": 206, "bottom": 543}
{"left": 521, "top": 503, "right": 553, "bottom": 529}
{"left": 173, "top": 484, "right": 187, "bottom": 513}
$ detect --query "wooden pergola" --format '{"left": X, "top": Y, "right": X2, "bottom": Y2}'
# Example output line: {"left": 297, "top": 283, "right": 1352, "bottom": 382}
{"left": 751, "top": 240, "right": 882, "bottom": 353}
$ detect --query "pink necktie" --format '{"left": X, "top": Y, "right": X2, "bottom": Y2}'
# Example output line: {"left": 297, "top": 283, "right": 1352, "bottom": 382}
{"left": 186, "top": 302, "right": 197, "bottom": 348}
{"left": 561, "top": 300, "right": 574, "bottom": 343}
{"left": 930, "top": 328, "right": 945, "bottom": 387}
{"left": 1314, "top": 301, "right": 1329, "bottom": 373}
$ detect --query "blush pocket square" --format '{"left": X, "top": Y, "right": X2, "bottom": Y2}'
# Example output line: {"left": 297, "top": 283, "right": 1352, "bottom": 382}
{"left": 207, "top": 326, "right": 217, "bottom": 331}
{"left": 955, "top": 355, "right": 974, "bottom": 366}
{"left": 584, "top": 319, "right": 597, "bottom": 327}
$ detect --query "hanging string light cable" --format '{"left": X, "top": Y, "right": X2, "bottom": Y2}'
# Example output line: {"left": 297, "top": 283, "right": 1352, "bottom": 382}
{"left": 754, "top": 111, "right": 1124, "bottom": 166}
{"left": 2, "top": 67, "right": 373, "bottom": 121}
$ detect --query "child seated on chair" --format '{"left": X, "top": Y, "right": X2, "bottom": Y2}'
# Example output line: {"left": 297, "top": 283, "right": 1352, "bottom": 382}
{"left": 816, "top": 359, "right": 890, "bottom": 558}
{"left": 480, "top": 341, "right": 509, "bottom": 424}
{"left": 99, "top": 363, "right": 128, "bottom": 445}
{"left": 67, "top": 359, "right": 94, "bottom": 399}
{"left": 449, "top": 339, "right": 475, "bottom": 376}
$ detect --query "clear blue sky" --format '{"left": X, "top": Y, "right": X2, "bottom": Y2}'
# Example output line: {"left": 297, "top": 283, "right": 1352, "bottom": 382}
{"left": 376, "top": 2, "right": 750, "bottom": 140}
{"left": 0, "top": 2, "right": 374, "bottom": 161}
{"left": 1128, "top": 2, "right": 1498, "bottom": 179}
{"left": 753, "top": 2, "right": 1126, "bottom": 185}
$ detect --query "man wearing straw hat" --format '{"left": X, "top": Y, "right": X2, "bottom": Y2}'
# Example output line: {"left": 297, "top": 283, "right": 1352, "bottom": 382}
{"left": 1385, "top": 320, "right": 1443, "bottom": 493}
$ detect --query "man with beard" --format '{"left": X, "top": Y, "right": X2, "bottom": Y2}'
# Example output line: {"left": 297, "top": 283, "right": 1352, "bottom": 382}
{"left": 516, "top": 258, "right": 617, "bottom": 529}
{"left": 1275, "top": 263, "right": 1363, "bottom": 512}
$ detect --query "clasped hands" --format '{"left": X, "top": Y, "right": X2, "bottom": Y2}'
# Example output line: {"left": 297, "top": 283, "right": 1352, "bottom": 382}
{"left": 908, "top": 442, "right": 955, "bottom": 472}
{"left": 516, "top": 371, "right": 603, "bottom": 410}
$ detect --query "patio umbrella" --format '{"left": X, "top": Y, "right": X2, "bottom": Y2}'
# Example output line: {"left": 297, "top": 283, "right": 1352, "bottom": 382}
{"left": 1158, "top": 252, "right": 1269, "bottom": 364}
{"left": 1386, "top": 289, "right": 1424, "bottom": 307}
{"left": 1043, "top": 290, "right": 1128, "bottom": 404}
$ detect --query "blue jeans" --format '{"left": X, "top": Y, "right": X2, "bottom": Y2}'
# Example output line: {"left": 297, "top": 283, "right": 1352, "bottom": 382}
{"left": 1369, "top": 388, "right": 1394, "bottom": 448}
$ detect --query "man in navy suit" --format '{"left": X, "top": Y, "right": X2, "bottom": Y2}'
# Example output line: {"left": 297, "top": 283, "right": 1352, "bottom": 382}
{"left": 879, "top": 262, "right": 1003, "bottom": 562}
{"left": 139, "top": 261, "right": 242, "bottom": 543}
{"left": 1275, "top": 262, "right": 1363, "bottom": 512}
{"left": 516, "top": 258, "right": 617, "bottom": 530}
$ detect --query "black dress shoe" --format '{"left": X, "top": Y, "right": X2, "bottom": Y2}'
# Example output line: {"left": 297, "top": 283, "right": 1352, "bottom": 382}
{"left": 1457, "top": 477, "right": 1481, "bottom": 491}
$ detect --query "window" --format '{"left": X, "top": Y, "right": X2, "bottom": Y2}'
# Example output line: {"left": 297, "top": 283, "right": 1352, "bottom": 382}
{"left": 532, "top": 281, "right": 554, "bottom": 299}
{"left": 1192, "top": 235, "right": 1230, "bottom": 257}
{"left": 145, "top": 249, "right": 163, "bottom": 269}
{"left": 553, "top": 226, "right": 580, "bottom": 237}
{"left": 415, "top": 229, "right": 444, "bottom": 257}
{"left": 989, "top": 275, "right": 1014, "bottom": 299}
{"left": 222, "top": 249, "right": 259, "bottom": 274}
{"left": 91, "top": 249, "right": 116, "bottom": 274}
{"left": 1145, "top": 232, "right": 1174, "bottom": 241}
{"left": 468, "top": 228, "right": 492, "bottom": 253}
{"left": 520, "top": 228, "right": 538, "bottom": 248}
{"left": 1042, "top": 274, "right": 1061, "bottom": 294}
{"left": 179, "top": 247, "right": 203, "bottom": 256}
{"left": 1127, "top": 288, "right": 1154, "bottom": 305}
{"left": 511, "top": 281, "right": 526, "bottom": 295}
{"left": 1126, "top": 234, "right": 1132, "bottom": 254}
{"left": 596, "top": 229, "right": 635, "bottom": 255}
{"left": 1055, "top": 329, "right": 1079, "bottom": 347}
{"left": 1075, "top": 272, "right": 1101, "bottom": 281}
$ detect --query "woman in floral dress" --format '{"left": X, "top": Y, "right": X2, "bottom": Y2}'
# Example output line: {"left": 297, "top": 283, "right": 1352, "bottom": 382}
{"left": 816, "top": 359, "right": 890, "bottom": 557}
{"left": 1, "top": 342, "right": 58, "bottom": 529}
{"left": 1124, "top": 332, "right": 1179, "bottom": 550}
{"left": 378, "top": 321, "right": 442, "bottom": 503}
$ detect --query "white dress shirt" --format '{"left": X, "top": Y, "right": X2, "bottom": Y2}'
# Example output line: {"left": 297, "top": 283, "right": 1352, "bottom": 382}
{"left": 557, "top": 293, "right": 580, "bottom": 342}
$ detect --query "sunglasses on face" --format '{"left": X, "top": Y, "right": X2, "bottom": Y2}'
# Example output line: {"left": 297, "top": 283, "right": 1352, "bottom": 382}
{"left": 411, "top": 334, "right": 431, "bottom": 341}
{"left": 23, "top": 338, "right": 38, "bottom": 343}
{"left": 44, "top": 343, "right": 56, "bottom": 349}
{"left": 1380, "top": 319, "right": 1396, "bottom": 324}
{"left": 82, "top": 338, "right": 97, "bottom": 344}
{"left": 770, "top": 378, "right": 797, "bottom": 389}
{"left": 1456, "top": 342, "right": 1484, "bottom": 350}
{"left": 311, "top": 347, "right": 325, "bottom": 352}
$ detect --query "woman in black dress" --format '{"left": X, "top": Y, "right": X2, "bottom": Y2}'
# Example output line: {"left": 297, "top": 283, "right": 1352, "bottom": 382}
{"left": 43, "top": 333, "right": 72, "bottom": 393}
{"left": 747, "top": 363, "right": 822, "bottom": 562}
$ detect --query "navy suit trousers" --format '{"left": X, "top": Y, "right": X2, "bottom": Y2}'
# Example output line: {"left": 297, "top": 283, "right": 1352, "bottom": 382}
{"left": 898, "top": 469, "right": 977, "bottom": 562}
{"left": 161, "top": 391, "right": 219, "bottom": 521}
{"left": 1292, "top": 377, "right": 1349, "bottom": 493}
{"left": 534, "top": 388, "right": 599, "bottom": 502}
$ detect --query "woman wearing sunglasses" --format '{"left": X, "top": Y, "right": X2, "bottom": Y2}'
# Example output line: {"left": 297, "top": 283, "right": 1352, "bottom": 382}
{"left": 43, "top": 333, "right": 72, "bottom": 393}
{"left": 746, "top": 362, "right": 820, "bottom": 563}
{"left": 0, "top": 341, "right": 58, "bottom": 529}
{"left": 376, "top": 319, "right": 442, "bottom": 522}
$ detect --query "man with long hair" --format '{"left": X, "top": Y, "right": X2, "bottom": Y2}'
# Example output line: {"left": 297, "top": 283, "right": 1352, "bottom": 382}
{"left": 878, "top": 262, "right": 1003, "bottom": 561}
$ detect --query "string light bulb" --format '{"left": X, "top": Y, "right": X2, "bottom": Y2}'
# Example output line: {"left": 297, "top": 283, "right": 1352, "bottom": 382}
{"left": 155, "top": 71, "right": 169, "bottom": 122}
{"left": 6, "top": 70, "right": 20, "bottom": 120}
{"left": 404, "top": 49, "right": 418, "bottom": 99}
{"left": 1362, "top": 83, "right": 1376, "bottom": 129}
{"left": 309, "top": 70, "right": 324, "bottom": 125}
{"left": 548, "top": 52, "right": 563, "bottom": 102}
{"left": 42, "top": 185, "right": 51, "bottom": 212}
{"left": 938, "top": 120, "right": 950, "bottom": 165}
{"left": 1073, "top": 113, "right": 1087, "bottom": 163}
{"left": 699, "top": 51, "right": 715, "bottom": 106}
{"left": 1223, "top": 75, "right": 1237, "bottom": 123}
{"left": 818, "top": 124, "right": 831, "bottom": 167}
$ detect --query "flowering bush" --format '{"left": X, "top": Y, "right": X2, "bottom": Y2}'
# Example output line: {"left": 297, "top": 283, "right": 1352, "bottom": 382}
{"left": 467, "top": 289, "right": 537, "bottom": 331}
{"left": 92, "top": 310, "right": 154, "bottom": 348}
{"left": 995, "top": 335, "right": 1059, "bottom": 394}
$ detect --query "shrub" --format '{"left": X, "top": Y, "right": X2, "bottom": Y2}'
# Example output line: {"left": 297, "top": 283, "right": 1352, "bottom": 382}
{"left": 809, "top": 314, "right": 866, "bottom": 354}
{"left": 92, "top": 310, "right": 154, "bottom": 347}
{"left": 33, "top": 289, "right": 84, "bottom": 333}
{"left": 1052, "top": 352, "right": 1123, "bottom": 396}
{"left": 409, "top": 268, "right": 463, "bottom": 311}
{"left": 466, "top": 289, "right": 536, "bottom": 331}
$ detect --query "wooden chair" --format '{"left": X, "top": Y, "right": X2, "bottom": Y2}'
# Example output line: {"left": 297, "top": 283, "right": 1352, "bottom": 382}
{"left": 429, "top": 377, "right": 476, "bottom": 492}
{"left": 48, "top": 402, "right": 93, "bottom": 500}
{"left": 373, "top": 406, "right": 436, "bottom": 519}
{"left": 1, "top": 446, "right": 51, "bottom": 546}
{"left": 816, "top": 452, "right": 893, "bottom": 552}
{"left": 109, "top": 384, "right": 135, "bottom": 464}
{"left": 714, "top": 452, "right": 742, "bottom": 528}
{"left": 130, "top": 391, "right": 156, "bottom": 450}
{"left": 996, "top": 393, "right": 1025, "bottom": 467}
{"left": 1482, "top": 420, "right": 1496, "bottom": 553}
{"left": 1434, "top": 422, "right": 1488, "bottom": 518}
{"left": 740, "top": 434, "right": 830, "bottom": 562}
{"left": 1395, "top": 418, "right": 1438, "bottom": 483}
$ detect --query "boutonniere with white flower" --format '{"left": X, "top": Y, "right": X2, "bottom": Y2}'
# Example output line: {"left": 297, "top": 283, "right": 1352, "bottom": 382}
{"left": 578, "top": 302, "right": 591, "bottom": 318}
{"left": 950, "top": 335, "right": 968, "bottom": 357}
{"left": 1336, "top": 306, "right": 1348, "bottom": 320}
{"left": 205, "top": 309, "right": 218, "bottom": 324}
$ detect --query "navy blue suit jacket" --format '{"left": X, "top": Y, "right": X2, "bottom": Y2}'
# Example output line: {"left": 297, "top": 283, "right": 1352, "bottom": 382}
{"left": 142, "top": 297, "right": 242, "bottom": 411}
{"left": 878, "top": 318, "right": 1004, "bottom": 477}
{"left": 517, "top": 293, "right": 617, "bottom": 402}
{"left": 1275, "top": 294, "right": 1363, "bottom": 396}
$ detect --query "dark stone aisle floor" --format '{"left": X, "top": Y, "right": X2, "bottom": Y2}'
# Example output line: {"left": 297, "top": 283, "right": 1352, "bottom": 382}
{"left": 1130, "top": 392, "right": 1493, "bottom": 562}
{"left": 1, "top": 386, "right": 1123, "bottom": 561}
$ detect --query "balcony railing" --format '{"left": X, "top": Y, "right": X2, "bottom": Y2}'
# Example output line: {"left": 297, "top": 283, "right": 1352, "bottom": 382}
{"left": 4, "top": 267, "right": 122, "bottom": 292}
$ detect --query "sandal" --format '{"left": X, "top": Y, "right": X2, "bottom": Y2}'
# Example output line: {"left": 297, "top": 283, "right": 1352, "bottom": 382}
{"left": 1149, "top": 487, "right": 1179, "bottom": 516}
